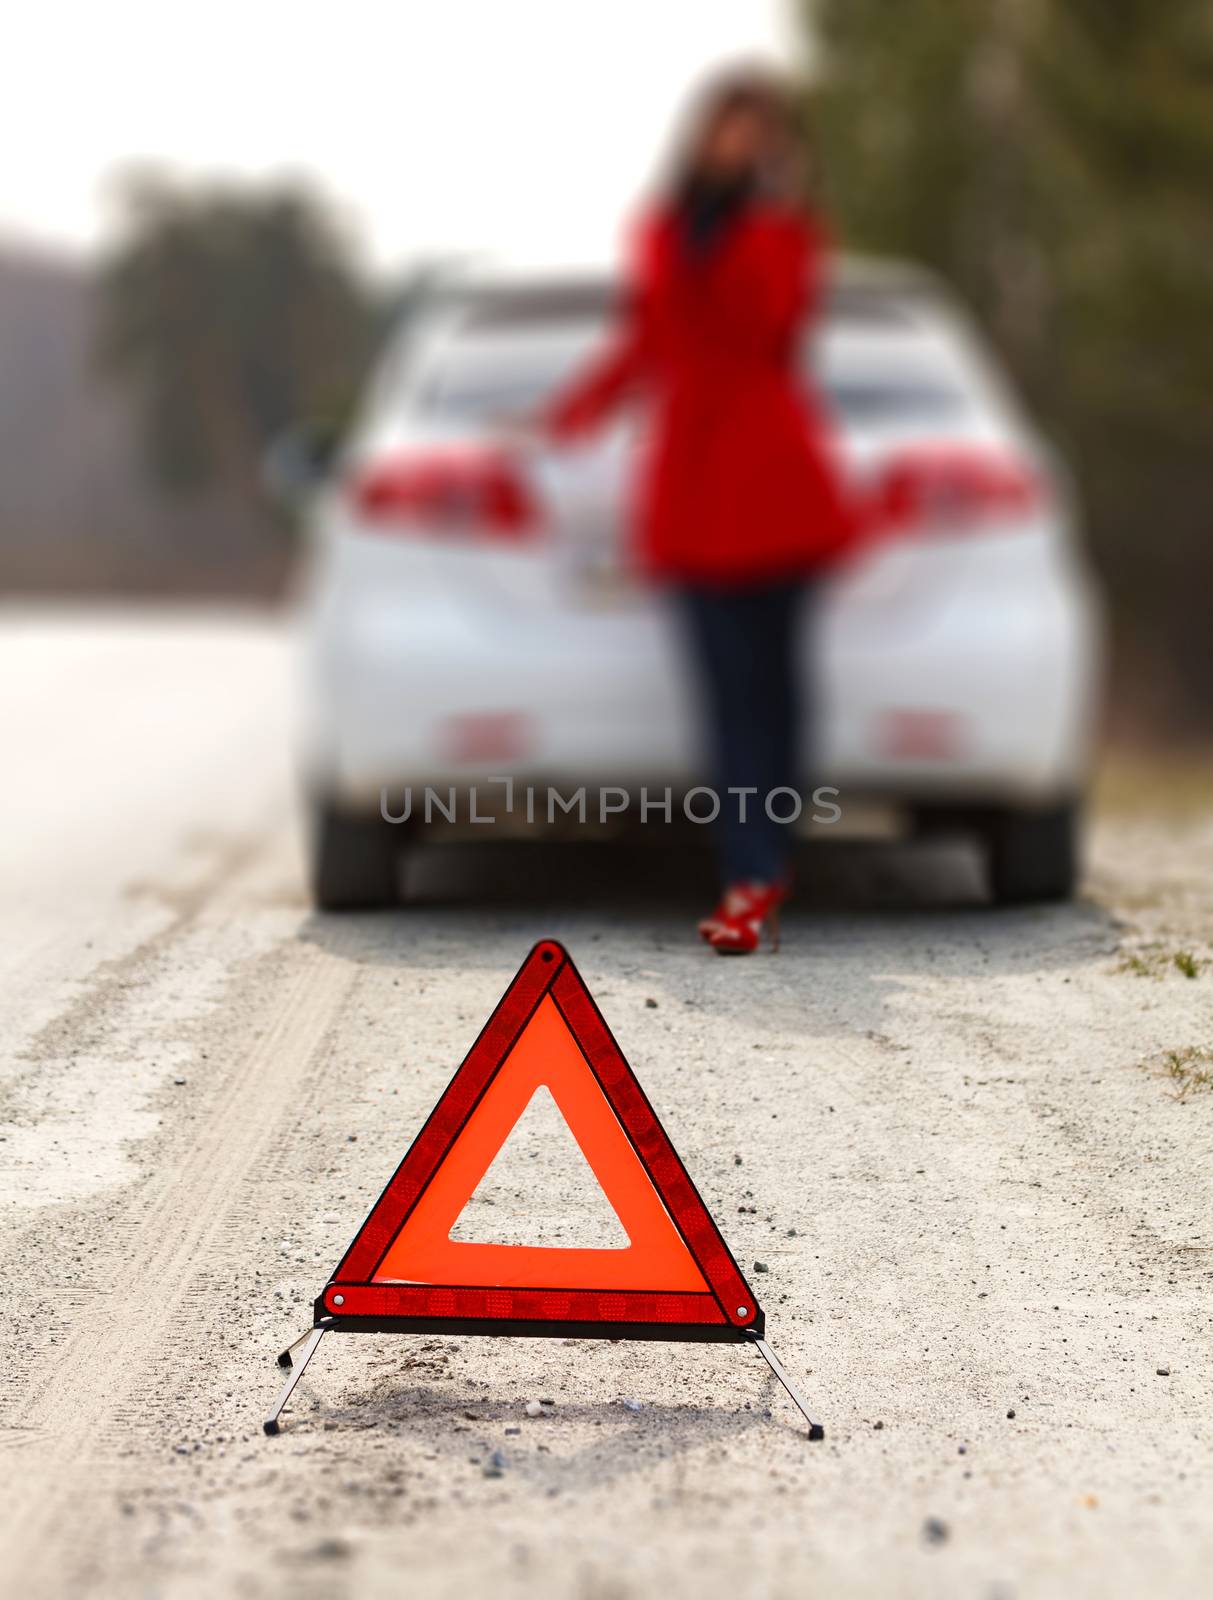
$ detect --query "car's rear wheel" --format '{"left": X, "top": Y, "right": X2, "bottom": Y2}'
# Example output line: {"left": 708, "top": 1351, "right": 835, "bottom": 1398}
{"left": 977, "top": 802, "right": 1079, "bottom": 905}
{"left": 309, "top": 803, "right": 404, "bottom": 910}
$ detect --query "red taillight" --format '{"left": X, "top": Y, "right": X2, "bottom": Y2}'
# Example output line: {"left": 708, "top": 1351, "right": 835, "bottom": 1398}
{"left": 871, "top": 447, "right": 1041, "bottom": 536}
{"left": 351, "top": 449, "right": 542, "bottom": 541}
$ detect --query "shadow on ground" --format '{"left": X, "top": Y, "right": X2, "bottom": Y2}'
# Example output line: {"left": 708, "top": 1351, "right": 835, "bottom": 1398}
{"left": 286, "top": 1377, "right": 776, "bottom": 1492}
{"left": 297, "top": 833, "right": 1120, "bottom": 986}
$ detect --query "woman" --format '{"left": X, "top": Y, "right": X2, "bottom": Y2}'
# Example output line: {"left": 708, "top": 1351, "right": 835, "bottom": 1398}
{"left": 545, "top": 69, "right": 856, "bottom": 953}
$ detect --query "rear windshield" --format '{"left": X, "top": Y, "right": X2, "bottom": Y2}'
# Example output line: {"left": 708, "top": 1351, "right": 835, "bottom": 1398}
{"left": 408, "top": 292, "right": 972, "bottom": 429}
{"left": 820, "top": 378, "right": 968, "bottom": 425}
{"left": 417, "top": 326, "right": 606, "bottom": 422}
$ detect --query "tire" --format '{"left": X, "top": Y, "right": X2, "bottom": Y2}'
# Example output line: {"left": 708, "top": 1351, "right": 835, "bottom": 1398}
{"left": 978, "top": 802, "right": 1079, "bottom": 905}
{"left": 309, "top": 803, "right": 403, "bottom": 910}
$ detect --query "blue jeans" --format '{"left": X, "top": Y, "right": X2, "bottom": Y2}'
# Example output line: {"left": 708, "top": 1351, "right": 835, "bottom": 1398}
{"left": 676, "top": 579, "right": 810, "bottom": 887}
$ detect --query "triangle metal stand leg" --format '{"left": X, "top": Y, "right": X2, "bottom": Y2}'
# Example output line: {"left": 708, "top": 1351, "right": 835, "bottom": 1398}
{"left": 264, "top": 1326, "right": 326, "bottom": 1435}
{"left": 277, "top": 1326, "right": 321, "bottom": 1368}
{"left": 746, "top": 1330, "right": 824, "bottom": 1440}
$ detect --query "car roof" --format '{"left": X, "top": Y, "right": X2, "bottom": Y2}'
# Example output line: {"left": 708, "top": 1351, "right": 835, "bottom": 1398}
{"left": 424, "top": 255, "right": 948, "bottom": 334}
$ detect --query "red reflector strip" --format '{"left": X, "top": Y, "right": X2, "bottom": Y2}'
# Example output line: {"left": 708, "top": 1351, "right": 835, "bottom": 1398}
{"left": 324, "top": 1284, "right": 729, "bottom": 1325}
{"left": 550, "top": 967, "right": 754, "bottom": 1326}
{"left": 332, "top": 943, "right": 565, "bottom": 1284}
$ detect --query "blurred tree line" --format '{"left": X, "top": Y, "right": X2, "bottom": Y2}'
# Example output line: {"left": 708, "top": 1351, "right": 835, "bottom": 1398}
{"left": 96, "top": 176, "right": 379, "bottom": 517}
{"left": 805, "top": 0, "right": 1213, "bottom": 734}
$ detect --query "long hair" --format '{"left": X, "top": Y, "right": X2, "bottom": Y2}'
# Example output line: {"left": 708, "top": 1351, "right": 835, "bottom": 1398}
{"left": 661, "top": 66, "right": 811, "bottom": 209}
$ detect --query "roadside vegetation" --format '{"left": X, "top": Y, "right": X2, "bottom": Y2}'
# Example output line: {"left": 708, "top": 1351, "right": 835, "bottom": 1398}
{"left": 806, "top": 0, "right": 1213, "bottom": 737}
{"left": 1148, "top": 1045, "right": 1213, "bottom": 1100}
{"left": 1117, "top": 945, "right": 1205, "bottom": 980}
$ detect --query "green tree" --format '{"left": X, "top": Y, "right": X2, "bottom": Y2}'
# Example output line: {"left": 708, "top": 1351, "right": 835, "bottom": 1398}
{"left": 804, "top": 0, "right": 1213, "bottom": 730}
{"left": 96, "top": 175, "right": 375, "bottom": 516}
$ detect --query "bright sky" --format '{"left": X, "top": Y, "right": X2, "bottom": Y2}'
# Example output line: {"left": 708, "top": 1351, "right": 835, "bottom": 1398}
{"left": 0, "top": 0, "right": 797, "bottom": 273}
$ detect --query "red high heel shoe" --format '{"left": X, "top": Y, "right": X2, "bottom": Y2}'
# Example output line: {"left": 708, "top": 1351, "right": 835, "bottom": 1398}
{"left": 697, "top": 895, "right": 732, "bottom": 942}
{"left": 703, "top": 881, "right": 787, "bottom": 955}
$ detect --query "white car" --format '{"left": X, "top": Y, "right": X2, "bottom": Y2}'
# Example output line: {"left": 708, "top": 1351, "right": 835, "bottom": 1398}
{"left": 292, "top": 259, "right": 1101, "bottom": 909}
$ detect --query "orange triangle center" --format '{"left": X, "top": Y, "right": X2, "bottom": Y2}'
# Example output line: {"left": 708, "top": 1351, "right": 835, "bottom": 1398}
{"left": 374, "top": 996, "right": 708, "bottom": 1293}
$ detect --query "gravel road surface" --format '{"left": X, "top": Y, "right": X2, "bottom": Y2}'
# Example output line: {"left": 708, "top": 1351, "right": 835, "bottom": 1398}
{"left": 1, "top": 610, "right": 1210, "bottom": 1599}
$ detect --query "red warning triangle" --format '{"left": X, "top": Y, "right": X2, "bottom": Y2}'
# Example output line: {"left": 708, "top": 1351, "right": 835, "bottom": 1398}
{"left": 320, "top": 940, "right": 762, "bottom": 1341}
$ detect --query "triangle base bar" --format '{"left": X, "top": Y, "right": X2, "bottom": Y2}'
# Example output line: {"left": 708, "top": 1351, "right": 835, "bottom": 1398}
{"left": 316, "top": 1283, "right": 758, "bottom": 1335}
{"left": 318, "top": 1312, "right": 757, "bottom": 1344}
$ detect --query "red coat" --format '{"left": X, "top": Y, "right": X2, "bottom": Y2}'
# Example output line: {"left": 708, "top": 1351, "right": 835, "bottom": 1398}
{"left": 547, "top": 202, "right": 855, "bottom": 584}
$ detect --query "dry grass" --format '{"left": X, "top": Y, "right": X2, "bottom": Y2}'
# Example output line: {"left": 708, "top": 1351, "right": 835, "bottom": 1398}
{"left": 1116, "top": 944, "right": 1205, "bottom": 979}
{"left": 1150, "top": 1045, "right": 1213, "bottom": 1100}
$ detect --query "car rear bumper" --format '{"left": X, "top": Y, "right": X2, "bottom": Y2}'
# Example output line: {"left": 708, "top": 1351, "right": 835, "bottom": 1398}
{"left": 296, "top": 530, "right": 1102, "bottom": 813}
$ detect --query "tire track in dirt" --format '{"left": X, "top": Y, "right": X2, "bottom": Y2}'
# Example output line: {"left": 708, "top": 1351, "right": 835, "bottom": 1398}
{"left": 0, "top": 933, "right": 355, "bottom": 1591}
